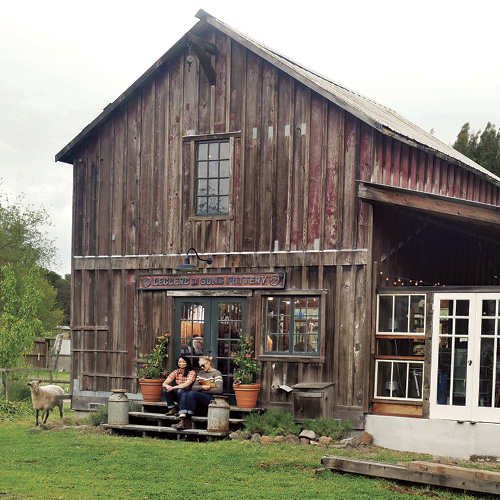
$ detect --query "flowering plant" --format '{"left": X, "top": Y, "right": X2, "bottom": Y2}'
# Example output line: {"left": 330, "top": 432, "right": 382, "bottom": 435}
{"left": 137, "top": 333, "right": 170, "bottom": 379}
{"left": 230, "top": 333, "right": 260, "bottom": 385}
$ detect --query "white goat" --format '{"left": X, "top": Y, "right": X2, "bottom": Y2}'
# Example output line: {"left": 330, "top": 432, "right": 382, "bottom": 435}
{"left": 27, "top": 380, "right": 65, "bottom": 426}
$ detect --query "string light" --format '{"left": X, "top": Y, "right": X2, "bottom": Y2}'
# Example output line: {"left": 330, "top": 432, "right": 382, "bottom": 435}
{"left": 378, "top": 271, "right": 443, "bottom": 287}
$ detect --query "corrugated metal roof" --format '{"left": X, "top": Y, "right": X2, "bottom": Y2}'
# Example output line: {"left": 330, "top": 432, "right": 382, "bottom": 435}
{"left": 56, "top": 9, "right": 500, "bottom": 189}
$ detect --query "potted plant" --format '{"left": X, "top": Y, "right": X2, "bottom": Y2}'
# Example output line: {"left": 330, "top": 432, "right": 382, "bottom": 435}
{"left": 137, "top": 332, "right": 170, "bottom": 401}
{"left": 230, "top": 333, "right": 261, "bottom": 408}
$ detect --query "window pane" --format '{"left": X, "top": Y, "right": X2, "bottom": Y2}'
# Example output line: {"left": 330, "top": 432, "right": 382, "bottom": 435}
{"left": 220, "top": 160, "right": 230, "bottom": 177}
{"left": 208, "top": 179, "right": 218, "bottom": 196}
{"left": 378, "top": 296, "right": 393, "bottom": 332}
{"left": 409, "top": 295, "right": 425, "bottom": 333}
{"left": 198, "top": 161, "right": 208, "bottom": 178}
{"left": 219, "top": 141, "right": 230, "bottom": 158}
{"left": 440, "top": 300, "right": 453, "bottom": 317}
{"left": 456, "top": 300, "right": 469, "bottom": 316}
{"left": 196, "top": 197, "right": 207, "bottom": 214}
{"left": 197, "top": 179, "right": 207, "bottom": 195}
{"left": 198, "top": 143, "right": 208, "bottom": 160}
{"left": 482, "top": 319, "right": 496, "bottom": 336}
{"left": 208, "top": 142, "right": 220, "bottom": 159}
{"left": 455, "top": 318, "right": 469, "bottom": 336}
{"left": 220, "top": 178, "right": 230, "bottom": 195}
{"left": 408, "top": 363, "right": 423, "bottom": 398}
{"left": 483, "top": 300, "right": 497, "bottom": 317}
{"left": 394, "top": 295, "right": 409, "bottom": 333}
{"left": 209, "top": 161, "right": 219, "bottom": 178}
{"left": 208, "top": 196, "right": 218, "bottom": 213}
{"left": 219, "top": 196, "right": 229, "bottom": 213}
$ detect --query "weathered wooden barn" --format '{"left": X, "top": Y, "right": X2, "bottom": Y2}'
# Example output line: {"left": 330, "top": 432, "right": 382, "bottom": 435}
{"left": 56, "top": 10, "right": 500, "bottom": 457}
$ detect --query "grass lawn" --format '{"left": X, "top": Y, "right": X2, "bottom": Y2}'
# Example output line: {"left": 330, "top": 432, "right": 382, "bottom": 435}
{"left": 0, "top": 416, "right": 497, "bottom": 500}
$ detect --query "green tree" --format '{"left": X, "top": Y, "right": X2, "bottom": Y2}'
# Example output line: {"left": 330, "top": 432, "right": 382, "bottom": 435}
{"left": 0, "top": 265, "right": 44, "bottom": 371}
{"left": 453, "top": 122, "right": 500, "bottom": 176}
{"left": 0, "top": 190, "right": 64, "bottom": 374}
{"left": 44, "top": 270, "right": 70, "bottom": 326}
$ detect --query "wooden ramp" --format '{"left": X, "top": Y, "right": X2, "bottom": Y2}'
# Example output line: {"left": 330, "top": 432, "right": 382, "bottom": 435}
{"left": 321, "top": 456, "right": 500, "bottom": 495}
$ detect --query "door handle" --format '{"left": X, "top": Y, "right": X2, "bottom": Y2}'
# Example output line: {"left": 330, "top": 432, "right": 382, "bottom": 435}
{"left": 468, "top": 360, "right": 472, "bottom": 366}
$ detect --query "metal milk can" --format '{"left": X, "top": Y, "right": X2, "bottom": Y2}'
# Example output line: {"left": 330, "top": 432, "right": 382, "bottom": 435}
{"left": 107, "top": 388, "right": 129, "bottom": 425}
{"left": 207, "top": 395, "right": 230, "bottom": 432}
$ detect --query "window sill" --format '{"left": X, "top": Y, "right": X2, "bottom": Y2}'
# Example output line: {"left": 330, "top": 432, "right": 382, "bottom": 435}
{"left": 189, "top": 215, "right": 234, "bottom": 222}
{"left": 258, "top": 354, "right": 324, "bottom": 363}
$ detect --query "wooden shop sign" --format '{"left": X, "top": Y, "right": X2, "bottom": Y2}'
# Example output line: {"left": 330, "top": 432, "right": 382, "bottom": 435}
{"left": 138, "top": 272, "right": 285, "bottom": 291}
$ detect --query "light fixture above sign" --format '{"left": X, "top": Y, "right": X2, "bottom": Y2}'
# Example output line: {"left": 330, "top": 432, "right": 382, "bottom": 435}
{"left": 175, "top": 247, "right": 213, "bottom": 273}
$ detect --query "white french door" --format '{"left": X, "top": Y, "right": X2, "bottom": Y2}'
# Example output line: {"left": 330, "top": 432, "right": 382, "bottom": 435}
{"left": 430, "top": 293, "right": 500, "bottom": 422}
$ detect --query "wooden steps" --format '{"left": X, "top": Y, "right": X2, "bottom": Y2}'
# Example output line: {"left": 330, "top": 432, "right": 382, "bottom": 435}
{"left": 103, "top": 400, "right": 262, "bottom": 440}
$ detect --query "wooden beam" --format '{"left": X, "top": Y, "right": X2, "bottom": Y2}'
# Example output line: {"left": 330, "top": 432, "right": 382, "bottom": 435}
{"left": 358, "top": 182, "right": 500, "bottom": 231}
{"left": 184, "top": 33, "right": 217, "bottom": 85}
{"left": 184, "top": 32, "right": 217, "bottom": 55}
{"left": 321, "top": 456, "right": 500, "bottom": 495}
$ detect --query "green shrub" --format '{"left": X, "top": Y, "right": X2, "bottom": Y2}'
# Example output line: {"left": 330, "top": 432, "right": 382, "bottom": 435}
{"left": 85, "top": 404, "right": 108, "bottom": 426}
{"left": 0, "top": 399, "right": 34, "bottom": 422}
{"left": 6, "top": 380, "right": 32, "bottom": 402}
{"left": 244, "top": 408, "right": 301, "bottom": 437}
{"left": 301, "top": 417, "right": 353, "bottom": 439}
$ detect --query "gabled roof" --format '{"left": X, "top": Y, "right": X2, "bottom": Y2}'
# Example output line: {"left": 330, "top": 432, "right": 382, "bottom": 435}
{"left": 55, "top": 10, "right": 500, "bottom": 190}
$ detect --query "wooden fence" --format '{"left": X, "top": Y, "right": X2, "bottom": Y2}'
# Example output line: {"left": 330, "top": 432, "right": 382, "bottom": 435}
{"left": 0, "top": 368, "right": 71, "bottom": 401}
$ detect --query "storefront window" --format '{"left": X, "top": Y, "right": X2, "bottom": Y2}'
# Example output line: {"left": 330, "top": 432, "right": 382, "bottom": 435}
{"left": 264, "top": 296, "right": 320, "bottom": 355}
{"left": 375, "top": 294, "right": 426, "bottom": 401}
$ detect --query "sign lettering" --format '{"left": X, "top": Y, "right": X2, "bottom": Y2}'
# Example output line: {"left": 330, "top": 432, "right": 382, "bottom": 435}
{"left": 138, "top": 272, "right": 285, "bottom": 290}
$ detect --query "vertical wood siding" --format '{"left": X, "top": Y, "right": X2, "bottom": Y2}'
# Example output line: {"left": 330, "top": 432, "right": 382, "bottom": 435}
{"left": 69, "top": 27, "right": 500, "bottom": 408}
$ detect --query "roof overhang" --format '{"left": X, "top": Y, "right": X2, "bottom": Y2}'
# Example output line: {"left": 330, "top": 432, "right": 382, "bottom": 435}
{"left": 358, "top": 181, "right": 500, "bottom": 238}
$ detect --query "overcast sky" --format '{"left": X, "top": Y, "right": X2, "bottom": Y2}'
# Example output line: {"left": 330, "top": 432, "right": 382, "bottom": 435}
{"left": 1, "top": 1, "right": 499, "bottom": 276}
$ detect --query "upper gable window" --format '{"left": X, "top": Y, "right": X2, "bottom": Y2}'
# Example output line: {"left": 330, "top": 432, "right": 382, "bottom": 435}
{"left": 195, "top": 140, "right": 230, "bottom": 216}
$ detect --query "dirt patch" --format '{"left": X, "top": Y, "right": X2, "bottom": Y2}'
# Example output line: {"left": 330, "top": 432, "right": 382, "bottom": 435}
{"left": 385, "top": 484, "right": 440, "bottom": 497}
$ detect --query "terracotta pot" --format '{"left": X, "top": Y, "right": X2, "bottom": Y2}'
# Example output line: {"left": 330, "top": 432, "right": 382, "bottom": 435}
{"left": 139, "top": 378, "right": 165, "bottom": 402}
{"left": 233, "top": 383, "right": 261, "bottom": 408}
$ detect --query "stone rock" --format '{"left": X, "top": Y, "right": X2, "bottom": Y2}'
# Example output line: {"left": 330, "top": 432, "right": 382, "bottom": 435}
{"left": 260, "top": 436, "right": 273, "bottom": 445}
{"left": 300, "top": 438, "right": 310, "bottom": 446}
{"left": 28, "top": 427, "right": 42, "bottom": 434}
{"left": 272, "top": 436, "right": 285, "bottom": 444}
{"left": 229, "top": 431, "right": 242, "bottom": 440}
{"left": 339, "top": 437, "right": 361, "bottom": 448}
{"left": 299, "top": 429, "right": 317, "bottom": 440}
{"left": 250, "top": 433, "right": 262, "bottom": 442}
{"left": 285, "top": 434, "right": 300, "bottom": 445}
{"left": 358, "top": 431, "right": 373, "bottom": 445}
{"left": 318, "top": 436, "right": 333, "bottom": 446}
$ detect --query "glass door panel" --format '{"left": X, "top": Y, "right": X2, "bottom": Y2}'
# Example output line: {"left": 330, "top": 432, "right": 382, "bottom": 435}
{"left": 430, "top": 295, "right": 474, "bottom": 420}
{"left": 431, "top": 293, "right": 500, "bottom": 422}
{"left": 178, "top": 301, "right": 206, "bottom": 368}
{"left": 215, "top": 301, "right": 244, "bottom": 394}
{"left": 175, "top": 297, "right": 246, "bottom": 399}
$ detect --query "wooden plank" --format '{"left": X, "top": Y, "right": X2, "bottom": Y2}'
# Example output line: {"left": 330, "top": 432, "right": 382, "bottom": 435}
{"left": 358, "top": 183, "right": 500, "bottom": 230}
{"left": 321, "top": 456, "right": 500, "bottom": 495}
{"left": 102, "top": 423, "right": 228, "bottom": 437}
{"left": 407, "top": 461, "right": 500, "bottom": 483}
{"left": 259, "top": 60, "right": 278, "bottom": 251}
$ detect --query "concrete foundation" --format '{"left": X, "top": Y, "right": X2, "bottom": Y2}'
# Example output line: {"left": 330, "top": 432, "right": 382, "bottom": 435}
{"left": 365, "top": 415, "right": 500, "bottom": 461}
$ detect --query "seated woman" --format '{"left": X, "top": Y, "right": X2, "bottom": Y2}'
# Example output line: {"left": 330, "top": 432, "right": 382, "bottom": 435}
{"left": 172, "top": 355, "right": 223, "bottom": 429}
{"left": 162, "top": 356, "right": 196, "bottom": 416}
